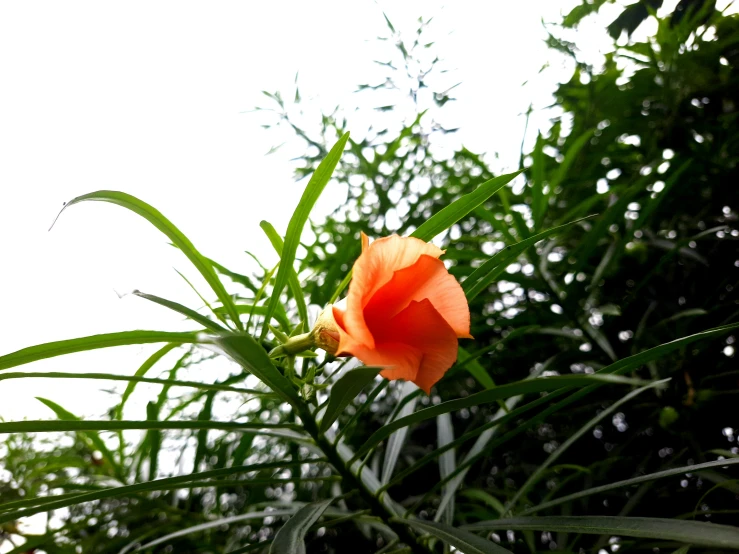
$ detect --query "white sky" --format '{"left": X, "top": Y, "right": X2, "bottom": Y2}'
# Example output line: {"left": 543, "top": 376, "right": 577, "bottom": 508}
{"left": 0, "top": 0, "right": 636, "bottom": 423}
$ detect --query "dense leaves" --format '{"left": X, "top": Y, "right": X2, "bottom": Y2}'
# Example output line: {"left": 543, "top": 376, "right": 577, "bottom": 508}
{"left": 1, "top": 4, "right": 738, "bottom": 554}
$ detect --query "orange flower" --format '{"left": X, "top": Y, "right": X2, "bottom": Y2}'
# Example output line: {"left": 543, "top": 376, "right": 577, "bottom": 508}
{"left": 320, "top": 232, "right": 472, "bottom": 393}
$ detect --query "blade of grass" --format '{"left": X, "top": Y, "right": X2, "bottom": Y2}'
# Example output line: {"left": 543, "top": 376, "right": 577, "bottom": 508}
{"left": 261, "top": 132, "right": 349, "bottom": 341}
{"left": 36, "top": 397, "right": 127, "bottom": 484}
{"left": 351, "top": 374, "right": 647, "bottom": 462}
{"left": 116, "top": 343, "right": 180, "bottom": 420}
{"left": 0, "top": 330, "right": 199, "bottom": 371}
{"left": 417, "top": 324, "right": 739, "bottom": 513}
{"left": 412, "top": 170, "right": 523, "bottom": 242}
{"left": 520, "top": 457, "right": 739, "bottom": 516}
{"left": 381, "top": 381, "right": 419, "bottom": 486}
{"left": 461, "top": 516, "right": 739, "bottom": 549}
{"left": 436, "top": 413, "right": 456, "bottom": 526}
{"left": 0, "top": 460, "right": 326, "bottom": 525}
{"left": 52, "top": 190, "right": 243, "bottom": 330}
{"left": 320, "top": 366, "right": 381, "bottom": 433}
{"left": 260, "top": 220, "right": 310, "bottom": 332}
{"left": 132, "top": 291, "right": 228, "bottom": 332}
{"left": 503, "top": 378, "right": 669, "bottom": 514}
{"left": 209, "top": 333, "right": 302, "bottom": 408}
{"left": 270, "top": 499, "right": 332, "bottom": 554}
{"left": 395, "top": 519, "right": 513, "bottom": 554}
{"left": 464, "top": 217, "right": 592, "bottom": 301}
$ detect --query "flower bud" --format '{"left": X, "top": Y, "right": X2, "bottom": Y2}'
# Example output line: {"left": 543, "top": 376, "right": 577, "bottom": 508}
{"left": 311, "top": 305, "right": 340, "bottom": 355}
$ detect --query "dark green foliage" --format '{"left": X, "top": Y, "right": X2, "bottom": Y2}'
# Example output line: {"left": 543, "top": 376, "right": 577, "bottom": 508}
{"left": 1, "top": 4, "right": 738, "bottom": 554}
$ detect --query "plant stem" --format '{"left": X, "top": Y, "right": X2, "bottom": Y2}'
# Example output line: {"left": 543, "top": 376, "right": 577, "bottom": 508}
{"left": 295, "top": 404, "right": 431, "bottom": 554}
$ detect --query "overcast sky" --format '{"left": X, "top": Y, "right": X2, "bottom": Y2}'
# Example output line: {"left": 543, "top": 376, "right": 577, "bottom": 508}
{"left": 0, "top": 0, "right": 658, "bottom": 423}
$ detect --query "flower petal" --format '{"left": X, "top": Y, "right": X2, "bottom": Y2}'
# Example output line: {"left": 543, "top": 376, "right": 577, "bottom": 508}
{"left": 364, "top": 254, "right": 472, "bottom": 339}
{"left": 331, "top": 304, "right": 369, "bottom": 358}
{"left": 376, "top": 298, "right": 459, "bottom": 394}
{"left": 343, "top": 235, "right": 444, "bottom": 349}
{"left": 338, "top": 340, "right": 423, "bottom": 383}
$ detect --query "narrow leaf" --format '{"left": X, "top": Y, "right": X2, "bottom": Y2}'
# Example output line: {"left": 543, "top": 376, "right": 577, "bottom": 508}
{"left": 117, "top": 343, "right": 180, "bottom": 419}
{"left": 504, "top": 378, "right": 669, "bottom": 513}
{"left": 260, "top": 220, "right": 309, "bottom": 330}
{"left": 36, "top": 397, "right": 126, "bottom": 483}
{"left": 132, "top": 291, "right": 228, "bottom": 332}
{"left": 0, "top": 460, "right": 324, "bottom": 525}
{"left": 461, "top": 517, "right": 739, "bottom": 549}
{"left": 381, "top": 381, "right": 418, "bottom": 485}
{"left": 0, "top": 419, "right": 303, "bottom": 434}
{"left": 521, "top": 457, "right": 739, "bottom": 515}
{"left": 352, "top": 374, "right": 647, "bottom": 461}
{"left": 464, "top": 217, "right": 592, "bottom": 301}
{"left": 530, "top": 133, "right": 546, "bottom": 227}
{"left": 411, "top": 170, "right": 522, "bottom": 242}
{"left": 270, "top": 499, "right": 332, "bottom": 554}
{"left": 320, "top": 366, "right": 381, "bottom": 432}
{"left": 549, "top": 129, "right": 594, "bottom": 189}
{"left": 262, "top": 133, "right": 349, "bottom": 339}
{"left": 398, "top": 519, "right": 513, "bottom": 554}
{"left": 437, "top": 412, "right": 456, "bottom": 525}
{"left": 210, "top": 333, "right": 302, "bottom": 408}
{"left": 53, "top": 190, "right": 243, "bottom": 329}
{"left": 0, "top": 330, "right": 198, "bottom": 371}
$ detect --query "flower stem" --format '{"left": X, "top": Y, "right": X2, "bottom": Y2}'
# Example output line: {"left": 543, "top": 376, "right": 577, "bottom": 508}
{"left": 295, "top": 404, "right": 430, "bottom": 554}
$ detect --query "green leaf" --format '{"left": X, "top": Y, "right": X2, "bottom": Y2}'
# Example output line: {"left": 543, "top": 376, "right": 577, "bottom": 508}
{"left": 52, "top": 190, "right": 243, "bottom": 330}
{"left": 503, "top": 378, "right": 669, "bottom": 513}
{"left": 530, "top": 133, "right": 546, "bottom": 227}
{"left": 36, "top": 397, "right": 126, "bottom": 483}
{"left": 334, "top": 378, "right": 389, "bottom": 443}
{"left": 463, "top": 217, "right": 592, "bottom": 300}
{"left": 210, "top": 333, "right": 302, "bottom": 408}
{"left": 116, "top": 343, "right": 181, "bottom": 419}
{"left": 456, "top": 346, "right": 497, "bottom": 389}
{"left": 459, "top": 490, "right": 506, "bottom": 515}
{"left": 0, "top": 460, "right": 324, "bottom": 525}
{"left": 262, "top": 133, "right": 349, "bottom": 340}
{"left": 394, "top": 324, "right": 738, "bottom": 510}
{"left": 0, "top": 419, "right": 303, "bottom": 435}
{"left": 320, "top": 366, "right": 381, "bottom": 433}
{"left": 520, "top": 457, "right": 739, "bottom": 515}
{"left": 260, "top": 220, "right": 309, "bottom": 331}
{"left": 351, "top": 373, "right": 647, "bottom": 461}
{"left": 396, "top": 519, "right": 513, "bottom": 554}
{"left": 568, "top": 181, "right": 642, "bottom": 278}
{"left": 214, "top": 303, "right": 291, "bottom": 332}
{"left": 381, "top": 381, "right": 419, "bottom": 485}
{"left": 269, "top": 499, "right": 332, "bottom": 554}
{"left": 132, "top": 290, "right": 228, "bottom": 332}
{"left": 328, "top": 270, "right": 353, "bottom": 304}
{"left": 632, "top": 159, "right": 692, "bottom": 234}
{"left": 549, "top": 129, "right": 594, "bottom": 189}
{"left": 136, "top": 510, "right": 297, "bottom": 552}
{"left": 209, "top": 257, "right": 258, "bottom": 293}
{"left": 0, "top": 330, "right": 199, "bottom": 371}
{"left": 145, "top": 401, "right": 161, "bottom": 480}
{"left": 411, "top": 170, "right": 523, "bottom": 242}
{"left": 461, "top": 517, "right": 739, "bottom": 549}
{"left": 437, "top": 412, "right": 456, "bottom": 525}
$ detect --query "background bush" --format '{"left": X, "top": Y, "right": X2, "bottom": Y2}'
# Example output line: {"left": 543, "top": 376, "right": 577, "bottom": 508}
{"left": 1, "top": 1, "right": 737, "bottom": 553}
